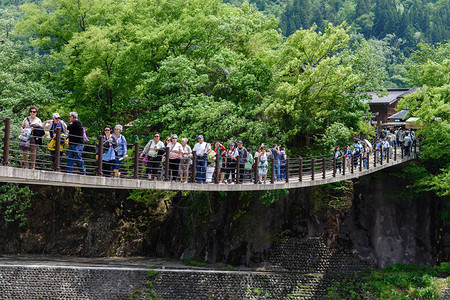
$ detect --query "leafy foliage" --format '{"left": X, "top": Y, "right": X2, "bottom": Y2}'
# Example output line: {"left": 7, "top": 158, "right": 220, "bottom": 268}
{"left": 0, "top": 183, "right": 33, "bottom": 227}
{"left": 327, "top": 263, "right": 450, "bottom": 299}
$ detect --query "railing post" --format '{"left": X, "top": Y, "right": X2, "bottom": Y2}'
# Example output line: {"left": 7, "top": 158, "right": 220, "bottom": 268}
{"left": 342, "top": 155, "right": 345, "bottom": 175}
{"left": 236, "top": 156, "right": 240, "bottom": 184}
{"left": 133, "top": 142, "right": 139, "bottom": 179}
{"left": 191, "top": 151, "right": 197, "bottom": 183}
{"left": 214, "top": 151, "right": 220, "bottom": 184}
{"left": 54, "top": 127, "right": 61, "bottom": 171}
{"left": 367, "top": 151, "right": 369, "bottom": 170}
{"left": 270, "top": 157, "right": 275, "bottom": 184}
{"left": 359, "top": 153, "right": 362, "bottom": 172}
{"left": 165, "top": 146, "right": 170, "bottom": 181}
{"left": 394, "top": 144, "right": 397, "bottom": 161}
{"left": 311, "top": 157, "right": 315, "bottom": 181}
{"left": 333, "top": 156, "right": 336, "bottom": 177}
{"left": 380, "top": 144, "right": 383, "bottom": 165}
{"left": 387, "top": 146, "right": 390, "bottom": 163}
{"left": 414, "top": 140, "right": 417, "bottom": 154}
{"left": 97, "top": 136, "right": 103, "bottom": 176}
{"left": 299, "top": 157, "right": 303, "bottom": 182}
{"left": 401, "top": 145, "right": 404, "bottom": 159}
{"left": 322, "top": 155, "right": 326, "bottom": 179}
{"left": 285, "top": 158, "right": 289, "bottom": 183}
{"left": 351, "top": 154, "right": 354, "bottom": 174}
{"left": 3, "top": 117, "right": 11, "bottom": 166}
{"left": 374, "top": 148, "right": 377, "bottom": 167}
{"left": 254, "top": 156, "right": 259, "bottom": 184}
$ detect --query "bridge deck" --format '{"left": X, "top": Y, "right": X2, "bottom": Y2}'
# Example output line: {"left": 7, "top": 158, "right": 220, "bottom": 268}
{"left": 0, "top": 154, "right": 416, "bottom": 191}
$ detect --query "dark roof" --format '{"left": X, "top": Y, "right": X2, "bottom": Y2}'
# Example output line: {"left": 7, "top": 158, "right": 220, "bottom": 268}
{"left": 366, "top": 88, "right": 417, "bottom": 105}
{"left": 388, "top": 109, "right": 409, "bottom": 120}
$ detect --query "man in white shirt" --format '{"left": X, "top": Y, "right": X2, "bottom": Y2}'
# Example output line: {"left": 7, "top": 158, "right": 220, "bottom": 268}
{"left": 193, "top": 135, "right": 210, "bottom": 183}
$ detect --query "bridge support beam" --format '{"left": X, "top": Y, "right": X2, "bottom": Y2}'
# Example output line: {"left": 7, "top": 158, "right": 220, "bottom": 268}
{"left": 133, "top": 142, "right": 139, "bottom": 179}
{"left": 254, "top": 156, "right": 259, "bottom": 184}
{"left": 299, "top": 157, "right": 303, "bottom": 182}
{"left": 322, "top": 155, "right": 326, "bottom": 179}
{"left": 2, "top": 118, "right": 10, "bottom": 166}
{"left": 285, "top": 158, "right": 289, "bottom": 183}
{"left": 54, "top": 128, "right": 61, "bottom": 172}
{"left": 270, "top": 157, "right": 275, "bottom": 184}
{"left": 97, "top": 136, "right": 103, "bottom": 176}
{"left": 191, "top": 151, "right": 197, "bottom": 183}
{"left": 214, "top": 152, "right": 220, "bottom": 184}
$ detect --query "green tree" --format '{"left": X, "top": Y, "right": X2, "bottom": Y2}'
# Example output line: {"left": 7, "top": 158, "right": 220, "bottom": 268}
{"left": 397, "top": 42, "right": 450, "bottom": 197}
{"left": 264, "top": 23, "right": 370, "bottom": 151}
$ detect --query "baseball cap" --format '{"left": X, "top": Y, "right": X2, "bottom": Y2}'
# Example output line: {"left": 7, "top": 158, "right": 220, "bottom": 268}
{"left": 198, "top": 135, "right": 204, "bottom": 139}
{"left": 53, "top": 113, "right": 61, "bottom": 119}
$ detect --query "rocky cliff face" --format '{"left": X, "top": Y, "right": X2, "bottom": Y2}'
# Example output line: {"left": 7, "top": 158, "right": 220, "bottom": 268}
{"left": 0, "top": 162, "right": 446, "bottom": 268}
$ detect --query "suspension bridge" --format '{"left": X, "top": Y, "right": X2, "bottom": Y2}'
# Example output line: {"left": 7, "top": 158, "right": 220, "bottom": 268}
{"left": 0, "top": 118, "right": 418, "bottom": 191}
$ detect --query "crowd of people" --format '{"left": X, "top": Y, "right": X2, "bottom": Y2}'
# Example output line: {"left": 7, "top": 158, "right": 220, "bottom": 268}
{"left": 334, "top": 128, "right": 416, "bottom": 174}
{"left": 140, "top": 133, "right": 288, "bottom": 184}
{"left": 17, "top": 106, "right": 415, "bottom": 183}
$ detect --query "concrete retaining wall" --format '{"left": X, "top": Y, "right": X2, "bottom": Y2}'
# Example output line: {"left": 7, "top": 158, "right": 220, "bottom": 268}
{"left": 0, "top": 265, "right": 342, "bottom": 299}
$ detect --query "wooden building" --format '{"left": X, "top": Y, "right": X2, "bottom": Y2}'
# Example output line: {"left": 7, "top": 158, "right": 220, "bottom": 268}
{"left": 366, "top": 88, "right": 416, "bottom": 127}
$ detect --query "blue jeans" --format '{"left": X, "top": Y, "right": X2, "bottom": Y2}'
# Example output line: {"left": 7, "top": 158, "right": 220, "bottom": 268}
{"left": 274, "top": 161, "right": 281, "bottom": 180}
{"left": 280, "top": 164, "right": 286, "bottom": 179}
{"left": 196, "top": 156, "right": 207, "bottom": 183}
{"left": 67, "top": 144, "right": 86, "bottom": 174}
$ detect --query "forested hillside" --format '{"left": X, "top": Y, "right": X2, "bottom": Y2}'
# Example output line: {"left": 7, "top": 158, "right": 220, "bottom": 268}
{"left": 229, "top": 0, "right": 449, "bottom": 46}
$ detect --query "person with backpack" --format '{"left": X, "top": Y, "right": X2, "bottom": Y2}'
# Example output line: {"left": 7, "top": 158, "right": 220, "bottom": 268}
{"left": 20, "top": 106, "right": 43, "bottom": 169}
{"left": 343, "top": 145, "right": 352, "bottom": 173}
{"left": 352, "top": 140, "right": 361, "bottom": 168}
{"left": 43, "top": 113, "right": 68, "bottom": 168}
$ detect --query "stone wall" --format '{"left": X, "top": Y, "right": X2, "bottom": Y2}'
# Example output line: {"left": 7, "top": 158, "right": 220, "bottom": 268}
{"left": 0, "top": 265, "right": 343, "bottom": 299}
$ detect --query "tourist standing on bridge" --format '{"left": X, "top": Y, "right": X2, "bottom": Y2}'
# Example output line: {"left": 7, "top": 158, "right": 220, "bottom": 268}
{"left": 96, "top": 125, "right": 117, "bottom": 177}
{"left": 334, "top": 146, "right": 343, "bottom": 174}
{"left": 67, "top": 112, "right": 86, "bottom": 175}
{"left": 179, "top": 138, "right": 192, "bottom": 183}
{"left": 44, "top": 113, "right": 68, "bottom": 168}
{"left": 237, "top": 141, "right": 249, "bottom": 183}
{"left": 212, "top": 141, "right": 226, "bottom": 183}
{"left": 112, "top": 124, "right": 127, "bottom": 178}
{"left": 167, "top": 134, "right": 182, "bottom": 181}
{"left": 343, "top": 145, "right": 352, "bottom": 173}
{"left": 270, "top": 144, "right": 281, "bottom": 181}
{"left": 193, "top": 135, "right": 209, "bottom": 183}
{"left": 382, "top": 137, "right": 389, "bottom": 161}
{"left": 396, "top": 129, "right": 404, "bottom": 147}
{"left": 255, "top": 146, "right": 269, "bottom": 184}
{"left": 244, "top": 148, "right": 254, "bottom": 183}
{"left": 141, "top": 132, "right": 164, "bottom": 181}
{"left": 20, "top": 106, "right": 43, "bottom": 169}
{"left": 404, "top": 132, "right": 411, "bottom": 156}
{"left": 224, "top": 142, "right": 239, "bottom": 184}
{"left": 279, "top": 147, "right": 287, "bottom": 179}
{"left": 352, "top": 140, "right": 361, "bottom": 168}
{"left": 362, "top": 142, "right": 370, "bottom": 169}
